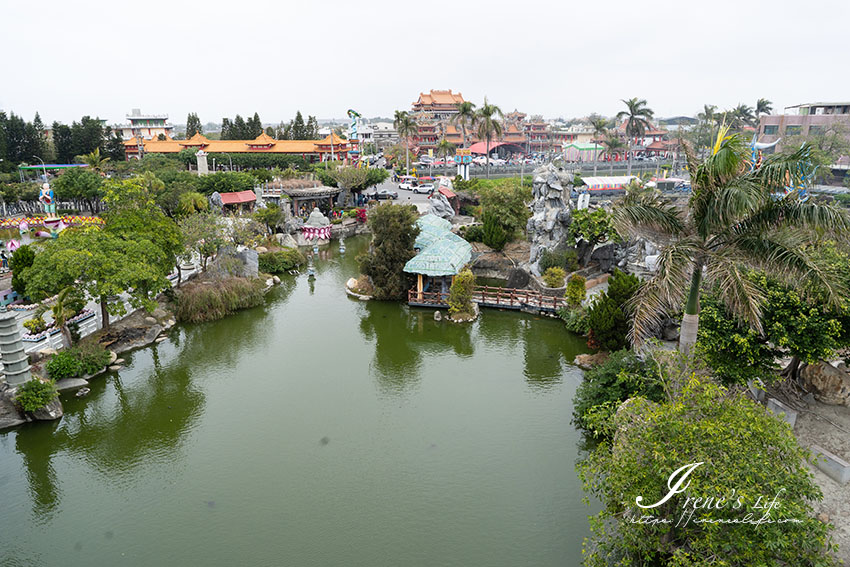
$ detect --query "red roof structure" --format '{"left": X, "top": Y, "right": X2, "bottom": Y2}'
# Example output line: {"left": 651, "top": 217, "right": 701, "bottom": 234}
{"left": 219, "top": 190, "right": 256, "bottom": 205}
{"left": 438, "top": 187, "right": 456, "bottom": 199}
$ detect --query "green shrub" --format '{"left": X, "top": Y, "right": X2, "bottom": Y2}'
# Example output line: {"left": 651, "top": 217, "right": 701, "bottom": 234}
{"left": 76, "top": 343, "right": 112, "bottom": 376}
{"left": 542, "top": 267, "right": 567, "bottom": 288}
{"left": 606, "top": 269, "right": 640, "bottom": 305}
{"left": 481, "top": 213, "right": 509, "bottom": 251}
{"left": 257, "top": 250, "right": 306, "bottom": 275}
{"left": 24, "top": 317, "right": 48, "bottom": 335}
{"left": 696, "top": 296, "right": 779, "bottom": 385}
{"left": 539, "top": 248, "right": 579, "bottom": 273}
{"left": 586, "top": 270, "right": 641, "bottom": 351}
{"left": 14, "top": 379, "right": 58, "bottom": 413}
{"left": 565, "top": 274, "right": 587, "bottom": 307}
{"left": 558, "top": 306, "right": 589, "bottom": 334}
{"left": 174, "top": 277, "right": 266, "bottom": 323}
{"left": 46, "top": 351, "right": 83, "bottom": 380}
{"left": 572, "top": 349, "right": 663, "bottom": 439}
{"left": 9, "top": 245, "right": 36, "bottom": 297}
{"left": 459, "top": 224, "right": 484, "bottom": 243}
{"left": 448, "top": 269, "right": 476, "bottom": 316}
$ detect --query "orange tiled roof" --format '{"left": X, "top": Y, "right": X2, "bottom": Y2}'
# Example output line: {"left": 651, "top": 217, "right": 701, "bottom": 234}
{"left": 180, "top": 132, "right": 211, "bottom": 146}
{"left": 414, "top": 89, "right": 465, "bottom": 107}
{"left": 246, "top": 132, "right": 276, "bottom": 146}
{"left": 124, "top": 135, "right": 341, "bottom": 155}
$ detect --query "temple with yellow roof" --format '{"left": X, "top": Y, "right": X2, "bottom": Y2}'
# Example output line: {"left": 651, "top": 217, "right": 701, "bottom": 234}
{"left": 124, "top": 132, "right": 351, "bottom": 162}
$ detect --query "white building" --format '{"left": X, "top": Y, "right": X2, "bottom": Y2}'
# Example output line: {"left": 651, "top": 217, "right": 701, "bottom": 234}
{"left": 112, "top": 109, "right": 174, "bottom": 141}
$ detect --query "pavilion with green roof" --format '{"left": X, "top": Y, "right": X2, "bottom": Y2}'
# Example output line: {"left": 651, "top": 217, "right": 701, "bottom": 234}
{"left": 405, "top": 214, "right": 472, "bottom": 305}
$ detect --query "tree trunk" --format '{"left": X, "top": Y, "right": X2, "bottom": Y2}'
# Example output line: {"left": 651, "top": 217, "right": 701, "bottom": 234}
{"left": 486, "top": 137, "right": 491, "bottom": 179}
{"left": 176, "top": 265, "right": 183, "bottom": 286}
{"left": 781, "top": 355, "right": 802, "bottom": 381}
{"left": 60, "top": 324, "right": 72, "bottom": 349}
{"left": 627, "top": 141, "right": 633, "bottom": 176}
{"left": 678, "top": 264, "right": 703, "bottom": 354}
{"left": 100, "top": 297, "right": 110, "bottom": 330}
{"left": 405, "top": 141, "right": 410, "bottom": 176}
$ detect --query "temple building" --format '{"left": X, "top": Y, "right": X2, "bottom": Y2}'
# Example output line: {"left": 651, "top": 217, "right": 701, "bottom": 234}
{"left": 412, "top": 90, "right": 466, "bottom": 120}
{"left": 124, "top": 132, "right": 351, "bottom": 162}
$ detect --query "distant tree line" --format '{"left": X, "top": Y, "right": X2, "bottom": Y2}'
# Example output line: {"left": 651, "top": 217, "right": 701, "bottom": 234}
{"left": 0, "top": 111, "right": 125, "bottom": 172}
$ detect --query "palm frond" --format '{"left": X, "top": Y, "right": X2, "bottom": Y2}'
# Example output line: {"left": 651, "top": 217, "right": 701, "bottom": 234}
{"left": 729, "top": 197, "right": 850, "bottom": 240}
{"left": 702, "top": 248, "right": 765, "bottom": 332}
{"left": 749, "top": 143, "right": 816, "bottom": 190}
{"left": 730, "top": 230, "right": 847, "bottom": 309}
{"left": 626, "top": 240, "right": 699, "bottom": 346}
{"left": 614, "top": 200, "right": 686, "bottom": 240}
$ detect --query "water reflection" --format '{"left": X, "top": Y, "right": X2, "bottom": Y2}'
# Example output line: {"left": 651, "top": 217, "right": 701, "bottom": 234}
{"left": 14, "top": 422, "right": 62, "bottom": 523}
{"left": 521, "top": 316, "right": 580, "bottom": 389}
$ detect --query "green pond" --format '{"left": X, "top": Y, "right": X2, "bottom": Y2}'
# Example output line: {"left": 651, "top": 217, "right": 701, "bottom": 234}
{"left": 0, "top": 235, "right": 594, "bottom": 567}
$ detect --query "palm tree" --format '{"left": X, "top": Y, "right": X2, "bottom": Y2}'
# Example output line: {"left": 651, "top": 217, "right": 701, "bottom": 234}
{"left": 614, "top": 127, "right": 850, "bottom": 355}
{"left": 436, "top": 138, "right": 455, "bottom": 168}
{"left": 451, "top": 101, "right": 477, "bottom": 148}
{"left": 697, "top": 104, "right": 717, "bottom": 152}
{"left": 76, "top": 147, "right": 110, "bottom": 174}
{"left": 601, "top": 134, "right": 626, "bottom": 175}
{"left": 393, "top": 110, "right": 417, "bottom": 176}
{"left": 475, "top": 98, "right": 503, "bottom": 179}
{"left": 589, "top": 116, "right": 609, "bottom": 176}
{"left": 616, "top": 98, "right": 654, "bottom": 176}
{"left": 35, "top": 287, "right": 78, "bottom": 349}
{"left": 730, "top": 104, "right": 755, "bottom": 130}
{"left": 755, "top": 98, "right": 773, "bottom": 117}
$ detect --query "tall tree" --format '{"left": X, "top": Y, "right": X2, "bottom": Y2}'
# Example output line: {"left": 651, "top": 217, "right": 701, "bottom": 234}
{"left": 436, "top": 138, "right": 455, "bottom": 166}
{"left": 233, "top": 115, "right": 248, "bottom": 139}
{"left": 52, "top": 122, "right": 74, "bottom": 163}
{"left": 291, "top": 112, "right": 306, "bottom": 140}
{"left": 614, "top": 128, "right": 850, "bottom": 354}
{"left": 104, "top": 127, "right": 125, "bottom": 162}
{"left": 755, "top": 98, "right": 773, "bottom": 117}
{"left": 186, "top": 113, "right": 203, "bottom": 138}
{"left": 306, "top": 115, "right": 319, "bottom": 139}
{"left": 697, "top": 104, "right": 717, "bottom": 152}
{"left": 221, "top": 118, "right": 233, "bottom": 140}
{"left": 393, "top": 110, "right": 417, "bottom": 175}
{"left": 730, "top": 104, "right": 755, "bottom": 130}
{"left": 248, "top": 112, "right": 263, "bottom": 138}
{"left": 475, "top": 98, "right": 503, "bottom": 179}
{"left": 616, "top": 98, "right": 654, "bottom": 176}
{"left": 451, "top": 101, "right": 477, "bottom": 148}
{"left": 601, "top": 134, "right": 626, "bottom": 175}
{"left": 589, "top": 115, "right": 609, "bottom": 175}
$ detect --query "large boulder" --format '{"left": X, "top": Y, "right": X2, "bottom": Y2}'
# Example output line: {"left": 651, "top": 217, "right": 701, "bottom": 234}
{"left": 275, "top": 233, "right": 299, "bottom": 249}
{"left": 31, "top": 397, "right": 63, "bottom": 421}
{"left": 0, "top": 384, "right": 26, "bottom": 430}
{"left": 800, "top": 362, "right": 850, "bottom": 406}
{"left": 574, "top": 352, "right": 609, "bottom": 370}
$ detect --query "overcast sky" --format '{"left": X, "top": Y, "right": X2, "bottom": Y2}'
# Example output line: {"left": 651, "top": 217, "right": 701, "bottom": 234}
{"left": 2, "top": 0, "right": 847, "bottom": 125}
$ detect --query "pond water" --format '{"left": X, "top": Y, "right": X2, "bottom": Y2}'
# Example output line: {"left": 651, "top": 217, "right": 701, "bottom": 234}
{"left": 0, "top": 236, "right": 594, "bottom": 567}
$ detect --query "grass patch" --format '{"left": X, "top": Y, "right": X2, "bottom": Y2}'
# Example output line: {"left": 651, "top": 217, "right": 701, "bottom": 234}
{"left": 174, "top": 277, "right": 266, "bottom": 323}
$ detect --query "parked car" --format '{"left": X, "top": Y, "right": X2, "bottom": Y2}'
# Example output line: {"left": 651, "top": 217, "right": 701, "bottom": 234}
{"left": 399, "top": 181, "right": 414, "bottom": 190}
{"left": 413, "top": 184, "right": 435, "bottom": 194}
{"left": 369, "top": 188, "right": 399, "bottom": 200}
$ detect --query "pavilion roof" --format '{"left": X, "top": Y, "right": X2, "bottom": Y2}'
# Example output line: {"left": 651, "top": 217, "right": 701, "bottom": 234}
{"left": 405, "top": 231, "right": 471, "bottom": 277}
{"left": 219, "top": 190, "right": 256, "bottom": 205}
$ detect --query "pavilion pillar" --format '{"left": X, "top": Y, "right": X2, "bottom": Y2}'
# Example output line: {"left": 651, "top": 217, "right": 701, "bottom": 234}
{"left": 417, "top": 274, "right": 423, "bottom": 301}
{"left": 0, "top": 309, "right": 31, "bottom": 386}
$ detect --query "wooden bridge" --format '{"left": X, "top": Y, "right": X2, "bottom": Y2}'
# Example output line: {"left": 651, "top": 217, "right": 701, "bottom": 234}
{"left": 408, "top": 285, "right": 567, "bottom": 314}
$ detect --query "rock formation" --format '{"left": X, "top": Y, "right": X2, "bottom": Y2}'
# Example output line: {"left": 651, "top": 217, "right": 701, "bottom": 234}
{"left": 800, "top": 362, "right": 850, "bottom": 406}
{"left": 526, "top": 164, "right": 574, "bottom": 275}
{"left": 429, "top": 178, "right": 456, "bottom": 219}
